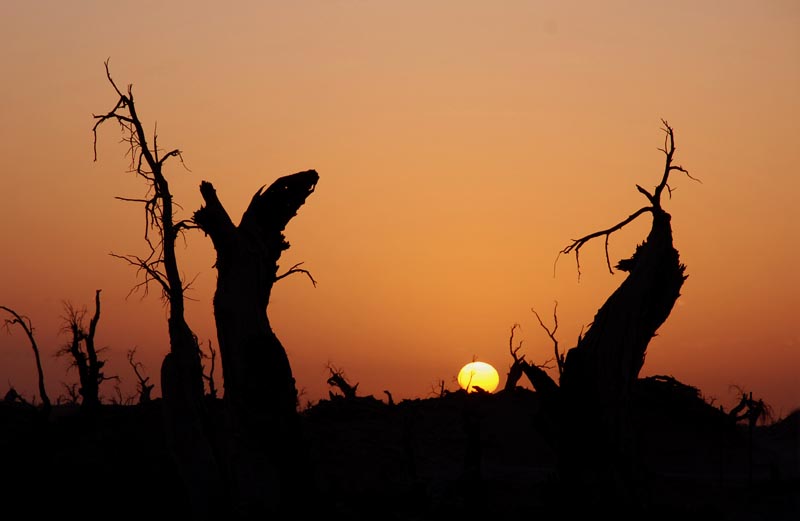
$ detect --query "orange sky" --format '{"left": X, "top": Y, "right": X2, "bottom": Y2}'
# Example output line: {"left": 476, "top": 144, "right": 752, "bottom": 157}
{"left": 1, "top": 1, "right": 798, "bottom": 416}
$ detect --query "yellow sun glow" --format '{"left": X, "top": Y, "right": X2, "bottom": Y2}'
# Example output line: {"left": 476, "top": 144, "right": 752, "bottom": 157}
{"left": 457, "top": 361, "right": 500, "bottom": 393}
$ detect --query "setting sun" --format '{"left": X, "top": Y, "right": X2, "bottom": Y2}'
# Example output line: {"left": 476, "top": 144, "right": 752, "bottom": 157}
{"left": 457, "top": 361, "right": 500, "bottom": 393}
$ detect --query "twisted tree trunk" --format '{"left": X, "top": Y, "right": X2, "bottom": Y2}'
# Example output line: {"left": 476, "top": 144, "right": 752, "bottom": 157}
{"left": 522, "top": 121, "right": 693, "bottom": 514}
{"left": 558, "top": 208, "right": 686, "bottom": 511}
{"left": 194, "top": 170, "right": 318, "bottom": 518}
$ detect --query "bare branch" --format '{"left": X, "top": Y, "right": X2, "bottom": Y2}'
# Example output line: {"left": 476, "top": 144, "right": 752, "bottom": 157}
{"left": 508, "top": 323, "right": 525, "bottom": 364}
{"left": 174, "top": 219, "right": 200, "bottom": 232}
{"left": 326, "top": 363, "right": 358, "bottom": 399}
{"left": 503, "top": 323, "right": 526, "bottom": 392}
{"left": 115, "top": 196, "right": 154, "bottom": 204}
{"left": 276, "top": 262, "right": 318, "bottom": 287}
{"left": 200, "top": 340, "right": 218, "bottom": 399}
{"left": 0, "top": 306, "right": 51, "bottom": 411}
{"left": 532, "top": 301, "right": 563, "bottom": 377}
{"left": 555, "top": 121, "right": 700, "bottom": 280}
{"left": 109, "top": 252, "right": 170, "bottom": 299}
{"left": 653, "top": 119, "right": 701, "bottom": 205}
{"left": 94, "top": 60, "right": 197, "bottom": 313}
{"left": 127, "top": 347, "right": 154, "bottom": 404}
{"left": 558, "top": 206, "right": 653, "bottom": 279}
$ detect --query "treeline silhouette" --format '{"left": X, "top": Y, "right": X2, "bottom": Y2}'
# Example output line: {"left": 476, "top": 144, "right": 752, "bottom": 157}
{"left": 1, "top": 64, "right": 797, "bottom": 520}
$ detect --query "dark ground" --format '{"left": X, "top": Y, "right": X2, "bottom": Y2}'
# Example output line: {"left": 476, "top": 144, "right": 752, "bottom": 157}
{"left": 2, "top": 378, "right": 798, "bottom": 520}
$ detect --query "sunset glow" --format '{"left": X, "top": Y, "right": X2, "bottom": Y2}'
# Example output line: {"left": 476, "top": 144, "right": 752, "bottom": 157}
{"left": 458, "top": 361, "right": 500, "bottom": 393}
{"left": 0, "top": 2, "right": 797, "bottom": 417}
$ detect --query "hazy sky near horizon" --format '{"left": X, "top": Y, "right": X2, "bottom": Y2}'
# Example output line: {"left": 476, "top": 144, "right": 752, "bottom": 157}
{"left": 1, "top": 1, "right": 798, "bottom": 415}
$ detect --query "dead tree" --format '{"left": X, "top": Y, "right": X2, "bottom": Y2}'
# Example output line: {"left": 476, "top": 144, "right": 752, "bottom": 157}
{"left": 193, "top": 170, "right": 318, "bottom": 516}
{"left": 4, "top": 387, "right": 35, "bottom": 409}
{"left": 326, "top": 364, "right": 359, "bottom": 399}
{"left": 93, "top": 61, "right": 220, "bottom": 518}
{"left": 56, "top": 290, "right": 114, "bottom": 411}
{"left": 60, "top": 383, "right": 81, "bottom": 405}
{"left": 1, "top": 306, "right": 51, "bottom": 414}
{"left": 531, "top": 301, "right": 565, "bottom": 377}
{"left": 728, "top": 387, "right": 773, "bottom": 485}
{"left": 503, "top": 324, "right": 525, "bottom": 391}
{"left": 521, "top": 121, "right": 697, "bottom": 514}
{"left": 127, "top": 348, "right": 155, "bottom": 404}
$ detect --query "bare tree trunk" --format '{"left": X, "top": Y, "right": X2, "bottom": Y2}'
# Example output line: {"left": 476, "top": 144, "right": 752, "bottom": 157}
{"left": 93, "top": 61, "right": 221, "bottom": 518}
{"left": 559, "top": 209, "right": 686, "bottom": 511}
{"left": 60, "top": 289, "right": 106, "bottom": 412}
{"left": 82, "top": 290, "right": 103, "bottom": 410}
{"left": 194, "top": 170, "right": 318, "bottom": 517}
{"left": 522, "top": 121, "right": 695, "bottom": 514}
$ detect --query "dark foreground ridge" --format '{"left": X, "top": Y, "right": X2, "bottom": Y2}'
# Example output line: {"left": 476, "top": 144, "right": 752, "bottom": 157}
{"left": 2, "top": 377, "right": 798, "bottom": 520}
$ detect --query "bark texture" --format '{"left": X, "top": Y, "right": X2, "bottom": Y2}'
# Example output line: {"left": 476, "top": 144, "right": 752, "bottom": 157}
{"left": 194, "top": 170, "right": 318, "bottom": 518}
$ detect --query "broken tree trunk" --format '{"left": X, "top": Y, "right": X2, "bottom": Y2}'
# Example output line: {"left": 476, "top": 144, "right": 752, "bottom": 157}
{"left": 59, "top": 290, "right": 107, "bottom": 412}
{"left": 194, "top": 169, "right": 318, "bottom": 517}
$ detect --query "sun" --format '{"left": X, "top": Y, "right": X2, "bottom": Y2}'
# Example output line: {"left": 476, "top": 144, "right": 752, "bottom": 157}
{"left": 457, "top": 361, "right": 500, "bottom": 393}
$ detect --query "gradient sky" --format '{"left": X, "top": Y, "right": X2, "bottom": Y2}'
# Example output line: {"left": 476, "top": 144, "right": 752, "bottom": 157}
{"left": 1, "top": 1, "right": 798, "bottom": 416}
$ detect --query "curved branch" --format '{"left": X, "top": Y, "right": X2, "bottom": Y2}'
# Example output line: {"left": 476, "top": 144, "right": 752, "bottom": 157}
{"left": 0, "top": 306, "right": 51, "bottom": 411}
{"left": 275, "top": 262, "right": 318, "bottom": 287}
{"left": 558, "top": 206, "right": 653, "bottom": 279}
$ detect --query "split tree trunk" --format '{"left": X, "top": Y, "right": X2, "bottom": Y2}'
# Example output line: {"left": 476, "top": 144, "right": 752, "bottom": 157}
{"left": 194, "top": 169, "right": 318, "bottom": 518}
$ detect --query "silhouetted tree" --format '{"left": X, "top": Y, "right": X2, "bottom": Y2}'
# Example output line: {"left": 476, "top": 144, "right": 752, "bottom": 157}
{"left": 60, "top": 382, "right": 81, "bottom": 405}
{"left": 431, "top": 379, "right": 449, "bottom": 398}
{"left": 520, "top": 120, "right": 697, "bottom": 514}
{"left": 531, "top": 301, "right": 565, "bottom": 377}
{"left": 56, "top": 290, "right": 115, "bottom": 411}
{"left": 326, "top": 363, "right": 359, "bottom": 399}
{"left": 194, "top": 170, "right": 318, "bottom": 516}
{"left": 4, "top": 386, "right": 35, "bottom": 408}
{"left": 127, "top": 348, "right": 155, "bottom": 404}
{"left": 1, "top": 306, "right": 51, "bottom": 414}
{"left": 503, "top": 323, "right": 525, "bottom": 391}
{"left": 93, "top": 60, "right": 220, "bottom": 518}
{"left": 729, "top": 386, "right": 773, "bottom": 426}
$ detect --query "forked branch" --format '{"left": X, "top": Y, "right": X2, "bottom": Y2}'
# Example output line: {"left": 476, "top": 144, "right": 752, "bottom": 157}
{"left": 531, "top": 301, "right": 563, "bottom": 377}
{"left": 127, "top": 347, "right": 154, "bottom": 404}
{"left": 93, "top": 59, "right": 196, "bottom": 302}
{"left": 503, "top": 323, "right": 526, "bottom": 391}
